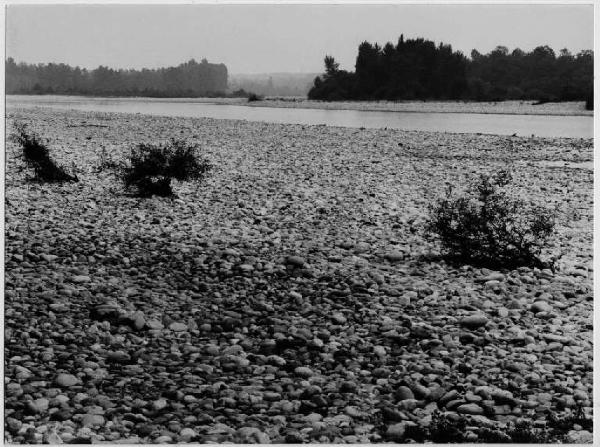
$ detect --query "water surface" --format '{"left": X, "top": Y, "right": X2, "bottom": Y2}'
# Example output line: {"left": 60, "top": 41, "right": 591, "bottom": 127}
{"left": 8, "top": 95, "right": 593, "bottom": 138}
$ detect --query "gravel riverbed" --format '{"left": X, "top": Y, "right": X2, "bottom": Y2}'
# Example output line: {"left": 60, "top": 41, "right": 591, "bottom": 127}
{"left": 4, "top": 107, "right": 593, "bottom": 443}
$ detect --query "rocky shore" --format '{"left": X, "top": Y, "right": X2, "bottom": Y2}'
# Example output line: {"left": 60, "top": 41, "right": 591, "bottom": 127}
{"left": 4, "top": 107, "right": 593, "bottom": 443}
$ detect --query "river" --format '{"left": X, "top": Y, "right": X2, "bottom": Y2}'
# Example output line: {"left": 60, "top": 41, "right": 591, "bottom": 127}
{"left": 7, "top": 95, "right": 593, "bottom": 138}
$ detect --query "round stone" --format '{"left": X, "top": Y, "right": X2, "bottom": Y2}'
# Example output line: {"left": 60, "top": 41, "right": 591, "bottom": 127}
{"left": 286, "top": 255, "right": 305, "bottom": 267}
{"left": 531, "top": 301, "right": 552, "bottom": 313}
{"left": 294, "top": 366, "right": 314, "bottom": 378}
{"left": 179, "top": 428, "right": 197, "bottom": 440}
{"left": 386, "top": 422, "right": 409, "bottom": 442}
{"left": 332, "top": 312, "right": 347, "bottom": 324}
{"left": 56, "top": 373, "right": 79, "bottom": 387}
{"left": 457, "top": 403, "right": 484, "bottom": 415}
{"left": 460, "top": 314, "right": 489, "bottom": 329}
{"left": 28, "top": 398, "right": 49, "bottom": 414}
{"left": 152, "top": 398, "right": 168, "bottom": 411}
{"left": 72, "top": 275, "right": 91, "bottom": 283}
{"left": 169, "top": 322, "right": 188, "bottom": 332}
{"left": 385, "top": 251, "right": 404, "bottom": 262}
{"left": 395, "top": 386, "right": 415, "bottom": 401}
{"left": 81, "top": 414, "right": 105, "bottom": 427}
{"left": 107, "top": 351, "right": 131, "bottom": 363}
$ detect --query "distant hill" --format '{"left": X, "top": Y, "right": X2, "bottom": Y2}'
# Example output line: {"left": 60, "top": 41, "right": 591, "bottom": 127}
{"left": 6, "top": 58, "right": 228, "bottom": 97}
{"left": 228, "top": 72, "right": 318, "bottom": 97}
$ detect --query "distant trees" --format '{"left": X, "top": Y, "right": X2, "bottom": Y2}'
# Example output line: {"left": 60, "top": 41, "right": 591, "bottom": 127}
{"left": 6, "top": 58, "right": 228, "bottom": 97}
{"left": 468, "top": 45, "right": 592, "bottom": 102}
{"left": 310, "top": 36, "right": 469, "bottom": 101}
{"left": 309, "top": 36, "right": 593, "bottom": 104}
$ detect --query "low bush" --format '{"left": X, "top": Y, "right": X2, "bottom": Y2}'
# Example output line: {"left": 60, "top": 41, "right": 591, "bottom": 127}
{"left": 428, "top": 411, "right": 467, "bottom": 443}
{"left": 426, "top": 170, "right": 555, "bottom": 269}
{"left": 505, "top": 420, "right": 550, "bottom": 443}
{"left": 11, "top": 123, "right": 78, "bottom": 182}
{"left": 122, "top": 139, "right": 211, "bottom": 197}
{"left": 248, "top": 93, "right": 263, "bottom": 102}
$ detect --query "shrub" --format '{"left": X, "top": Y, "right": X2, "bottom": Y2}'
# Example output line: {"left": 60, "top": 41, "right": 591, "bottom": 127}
{"left": 428, "top": 411, "right": 466, "bottom": 443}
{"left": 11, "top": 123, "right": 78, "bottom": 182}
{"left": 248, "top": 93, "right": 263, "bottom": 102}
{"left": 122, "top": 139, "right": 211, "bottom": 197}
{"left": 505, "top": 420, "right": 550, "bottom": 443}
{"left": 426, "top": 170, "right": 555, "bottom": 269}
{"left": 547, "top": 403, "right": 593, "bottom": 436}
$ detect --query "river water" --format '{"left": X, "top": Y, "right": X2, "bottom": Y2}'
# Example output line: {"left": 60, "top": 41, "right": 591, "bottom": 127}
{"left": 7, "top": 95, "right": 593, "bottom": 138}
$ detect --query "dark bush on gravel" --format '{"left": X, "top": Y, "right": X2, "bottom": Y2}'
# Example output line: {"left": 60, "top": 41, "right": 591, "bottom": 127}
{"left": 248, "top": 93, "right": 263, "bottom": 102}
{"left": 122, "top": 139, "right": 211, "bottom": 197}
{"left": 12, "top": 123, "right": 78, "bottom": 183}
{"left": 426, "top": 170, "right": 555, "bottom": 269}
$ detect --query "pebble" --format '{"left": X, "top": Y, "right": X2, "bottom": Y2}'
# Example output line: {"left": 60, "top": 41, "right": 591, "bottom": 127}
{"left": 456, "top": 403, "right": 484, "bottom": 415}
{"left": 395, "top": 386, "right": 415, "bottom": 401}
{"left": 460, "top": 314, "right": 489, "bottom": 329}
{"left": 286, "top": 255, "right": 305, "bottom": 267}
{"left": 385, "top": 251, "right": 404, "bottom": 262}
{"left": 168, "top": 322, "right": 188, "bottom": 332}
{"left": 106, "top": 351, "right": 131, "bottom": 363}
{"left": 386, "top": 422, "right": 411, "bottom": 442}
{"left": 152, "top": 398, "right": 168, "bottom": 411}
{"left": 81, "top": 414, "right": 105, "bottom": 427}
{"left": 27, "top": 398, "right": 49, "bottom": 414}
{"left": 332, "top": 312, "right": 347, "bottom": 324}
{"left": 531, "top": 301, "right": 553, "bottom": 313}
{"left": 56, "top": 373, "right": 79, "bottom": 387}
{"left": 178, "top": 428, "right": 197, "bottom": 441}
{"left": 295, "top": 366, "right": 314, "bottom": 378}
{"left": 72, "top": 275, "right": 91, "bottom": 283}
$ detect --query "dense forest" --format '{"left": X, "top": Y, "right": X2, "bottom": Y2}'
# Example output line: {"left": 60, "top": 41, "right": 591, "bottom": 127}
{"left": 6, "top": 58, "right": 228, "bottom": 97}
{"left": 309, "top": 36, "right": 593, "bottom": 106}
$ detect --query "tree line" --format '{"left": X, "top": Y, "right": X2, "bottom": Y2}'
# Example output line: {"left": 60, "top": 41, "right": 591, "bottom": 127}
{"left": 6, "top": 58, "right": 228, "bottom": 97}
{"left": 308, "top": 35, "right": 593, "bottom": 107}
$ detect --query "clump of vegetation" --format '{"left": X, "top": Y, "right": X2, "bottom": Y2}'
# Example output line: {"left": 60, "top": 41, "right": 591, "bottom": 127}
{"left": 428, "top": 411, "right": 467, "bottom": 443}
{"left": 548, "top": 403, "right": 593, "bottom": 436}
{"left": 248, "top": 93, "right": 263, "bottom": 102}
{"left": 11, "top": 123, "right": 78, "bottom": 182}
{"left": 505, "top": 420, "right": 550, "bottom": 443}
{"left": 426, "top": 170, "right": 555, "bottom": 269}
{"left": 122, "top": 139, "right": 211, "bottom": 197}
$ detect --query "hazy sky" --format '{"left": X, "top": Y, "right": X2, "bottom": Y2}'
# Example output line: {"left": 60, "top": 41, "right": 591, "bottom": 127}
{"left": 6, "top": 4, "right": 594, "bottom": 74}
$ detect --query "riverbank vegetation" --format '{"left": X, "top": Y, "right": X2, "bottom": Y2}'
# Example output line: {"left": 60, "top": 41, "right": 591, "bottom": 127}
{"left": 309, "top": 36, "right": 593, "bottom": 106}
{"left": 6, "top": 58, "right": 228, "bottom": 97}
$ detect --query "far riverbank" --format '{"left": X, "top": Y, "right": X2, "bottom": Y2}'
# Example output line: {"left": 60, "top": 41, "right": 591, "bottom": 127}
{"left": 7, "top": 94, "right": 592, "bottom": 117}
